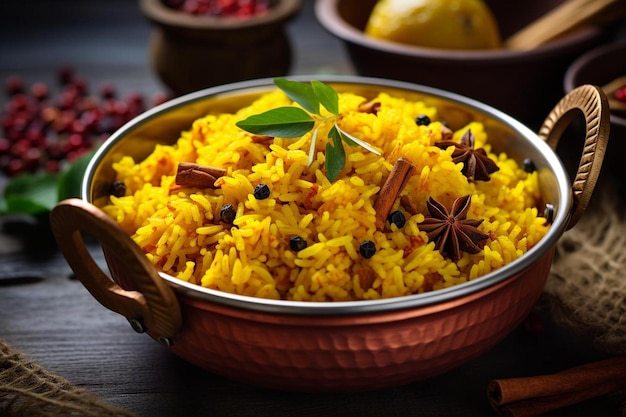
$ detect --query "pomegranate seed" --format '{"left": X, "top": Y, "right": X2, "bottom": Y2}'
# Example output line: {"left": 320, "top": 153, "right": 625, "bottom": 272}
{"left": 31, "top": 82, "right": 50, "bottom": 101}
{"left": 45, "top": 160, "right": 61, "bottom": 173}
{"left": 6, "top": 158, "right": 25, "bottom": 175}
{"left": 5, "top": 75, "right": 24, "bottom": 96}
{"left": 99, "top": 83, "right": 116, "bottom": 99}
{"left": 10, "top": 139, "right": 32, "bottom": 156}
{"left": 1, "top": 69, "right": 164, "bottom": 177}
{"left": 0, "top": 138, "right": 11, "bottom": 154}
{"left": 22, "top": 147, "right": 43, "bottom": 171}
{"left": 57, "top": 65, "right": 75, "bottom": 85}
{"left": 71, "top": 76, "right": 88, "bottom": 96}
{"left": 152, "top": 92, "right": 170, "bottom": 106}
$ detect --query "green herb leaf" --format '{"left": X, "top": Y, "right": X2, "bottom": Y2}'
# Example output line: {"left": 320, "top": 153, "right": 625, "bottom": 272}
{"left": 311, "top": 80, "right": 339, "bottom": 116}
{"left": 1, "top": 172, "right": 61, "bottom": 214}
{"left": 274, "top": 78, "right": 320, "bottom": 115}
{"left": 336, "top": 125, "right": 381, "bottom": 155}
{"left": 236, "top": 107, "right": 315, "bottom": 138}
{"left": 325, "top": 125, "right": 346, "bottom": 182}
{"left": 238, "top": 78, "right": 381, "bottom": 182}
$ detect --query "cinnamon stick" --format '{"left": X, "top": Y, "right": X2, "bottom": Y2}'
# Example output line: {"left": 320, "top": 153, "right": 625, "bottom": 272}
{"left": 488, "top": 356, "right": 626, "bottom": 417}
{"left": 175, "top": 162, "right": 226, "bottom": 189}
{"left": 374, "top": 158, "right": 415, "bottom": 230}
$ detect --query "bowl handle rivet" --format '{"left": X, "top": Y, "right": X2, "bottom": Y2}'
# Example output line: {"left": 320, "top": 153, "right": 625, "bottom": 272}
{"left": 543, "top": 204, "right": 555, "bottom": 224}
{"left": 128, "top": 318, "right": 146, "bottom": 334}
{"left": 157, "top": 336, "right": 173, "bottom": 348}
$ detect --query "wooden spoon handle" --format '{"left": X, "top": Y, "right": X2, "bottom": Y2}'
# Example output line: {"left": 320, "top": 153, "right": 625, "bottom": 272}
{"left": 50, "top": 198, "right": 182, "bottom": 344}
{"left": 538, "top": 84, "right": 610, "bottom": 229}
{"left": 505, "top": 0, "right": 623, "bottom": 50}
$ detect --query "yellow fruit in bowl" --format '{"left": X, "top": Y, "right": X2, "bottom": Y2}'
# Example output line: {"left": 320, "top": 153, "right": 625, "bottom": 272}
{"left": 364, "top": 0, "right": 501, "bottom": 50}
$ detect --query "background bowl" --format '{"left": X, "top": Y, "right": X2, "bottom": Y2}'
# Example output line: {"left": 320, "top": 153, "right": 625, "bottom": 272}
{"left": 315, "top": 0, "right": 607, "bottom": 128}
{"left": 50, "top": 76, "right": 607, "bottom": 392}
{"left": 564, "top": 40, "right": 626, "bottom": 183}
{"left": 140, "top": 0, "right": 301, "bottom": 95}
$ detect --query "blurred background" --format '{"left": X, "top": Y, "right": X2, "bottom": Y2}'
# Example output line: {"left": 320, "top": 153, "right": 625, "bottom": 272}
{"left": 0, "top": 0, "right": 350, "bottom": 99}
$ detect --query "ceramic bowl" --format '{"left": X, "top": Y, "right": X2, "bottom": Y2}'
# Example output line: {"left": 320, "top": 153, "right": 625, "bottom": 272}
{"left": 50, "top": 76, "right": 609, "bottom": 392}
{"left": 315, "top": 0, "right": 607, "bottom": 128}
{"left": 140, "top": 0, "right": 301, "bottom": 95}
{"left": 564, "top": 40, "right": 626, "bottom": 180}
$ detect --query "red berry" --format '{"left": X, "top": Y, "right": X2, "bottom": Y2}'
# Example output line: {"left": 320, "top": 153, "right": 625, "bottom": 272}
{"left": 45, "top": 159, "right": 61, "bottom": 173}
{"left": 6, "top": 158, "right": 25, "bottom": 175}
{"left": 5, "top": 75, "right": 24, "bottom": 96}
{"left": 152, "top": 92, "right": 169, "bottom": 106}
{"left": 0, "top": 138, "right": 11, "bottom": 154}
{"left": 99, "top": 83, "right": 116, "bottom": 99}
{"left": 57, "top": 65, "right": 75, "bottom": 85}
{"left": 30, "top": 82, "right": 50, "bottom": 101}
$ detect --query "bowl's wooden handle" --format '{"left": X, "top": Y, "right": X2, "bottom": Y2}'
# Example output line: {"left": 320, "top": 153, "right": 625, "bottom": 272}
{"left": 50, "top": 198, "right": 181, "bottom": 345}
{"left": 538, "top": 84, "right": 610, "bottom": 229}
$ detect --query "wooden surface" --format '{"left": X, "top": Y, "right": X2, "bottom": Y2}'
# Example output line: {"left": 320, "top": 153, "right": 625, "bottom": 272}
{"left": 0, "top": 1, "right": 624, "bottom": 416}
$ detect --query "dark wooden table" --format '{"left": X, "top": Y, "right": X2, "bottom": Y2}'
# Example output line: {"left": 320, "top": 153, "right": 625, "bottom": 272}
{"left": 0, "top": 1, "right": 623, "bottom": 416}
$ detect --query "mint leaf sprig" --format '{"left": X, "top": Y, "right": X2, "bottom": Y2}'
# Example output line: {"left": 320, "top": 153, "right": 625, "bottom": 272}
{"left": 235, "top": 78, "right": 381, "bottom": 182}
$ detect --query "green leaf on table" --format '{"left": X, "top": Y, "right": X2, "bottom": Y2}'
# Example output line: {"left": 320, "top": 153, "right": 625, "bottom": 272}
{"left": 235, "top": 107, "right": 315, "bottom": 138}
{"left": 311, "top": 80, "right": 339, "bottom": 116}
{"left": 57, "top": 151, "right": 94, "bottom": 201}
{"left": 274, "top": 78, "right": 320, "bottom": 115}
{"left": 0, "top": 172, "right": 61, "bottom": 215}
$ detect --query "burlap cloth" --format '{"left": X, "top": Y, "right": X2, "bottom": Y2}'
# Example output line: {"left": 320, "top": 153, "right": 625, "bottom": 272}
{"left": 0, "top": 339, "right": 135, "bottom": 417}
{"left": 545, "top": 182, "right": 626, "bottom": 355}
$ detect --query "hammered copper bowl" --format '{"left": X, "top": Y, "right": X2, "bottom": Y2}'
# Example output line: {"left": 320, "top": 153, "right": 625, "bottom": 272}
{"left": 50, "top": 77, "right": 609, "bottom": 392}
{"left": 315, "top": 0, "right": 607, "bottom": 127}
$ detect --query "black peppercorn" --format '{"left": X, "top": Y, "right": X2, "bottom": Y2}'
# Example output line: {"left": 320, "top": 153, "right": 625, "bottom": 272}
{"left": 522, "top": 158, "right": 536, "bottom": 173}
{"left": 415, "top": 114, "right": 431, "bottom": 126}
{"left": 109, "top": 181, "right": 126, "bottom": 197}
{"left": 290, "top": 236, "right": 308, "bottom": 252}
{"left": 219, "top": 204, "right": 236, "bottom": 224}
{"left": 359, "top": 240, "right": 376, "bottom": 259}
{"left": 253, "top": 183, "right": 271, "bottom": 200}
{"left": 388, "top": 210, "right": 406, "bottom": 229}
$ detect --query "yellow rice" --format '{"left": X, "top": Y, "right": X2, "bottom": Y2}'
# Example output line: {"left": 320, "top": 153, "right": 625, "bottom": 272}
{"left": 101, "top": 89, "right": 549, "bottom": 302}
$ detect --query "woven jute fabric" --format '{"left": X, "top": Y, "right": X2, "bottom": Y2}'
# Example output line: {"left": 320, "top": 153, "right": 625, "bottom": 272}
{"left": 0, "top": 339, "right": 136, "bottom": 417}
{"left": 545, "top": 184, "right": 626, "bottom": 355}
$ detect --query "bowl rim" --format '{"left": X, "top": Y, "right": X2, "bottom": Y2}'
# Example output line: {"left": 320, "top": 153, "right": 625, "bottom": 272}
{"left": 84, "top": 75, "right": 571, "bottom": 315}
{"left": 564, "top": 40, "right": 626, "bottom": 127}
{"left": 314, "top": 0, "right": 604, "bottom": 63}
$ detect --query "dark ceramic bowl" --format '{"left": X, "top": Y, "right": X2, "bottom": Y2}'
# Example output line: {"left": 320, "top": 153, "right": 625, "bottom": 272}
{"left": 140, "top": 0, "right": 301, "bottom": 95}
{"left": 315, "top": 0, "right": 607, "bottom": 128}
{"left": 564, "top": 41, "right": 626, "bottom": 180}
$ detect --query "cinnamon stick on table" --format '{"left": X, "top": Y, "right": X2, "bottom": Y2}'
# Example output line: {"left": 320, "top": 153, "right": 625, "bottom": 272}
{"left": 488, "top": 356, "right": 626, "bottom": 417}
{"left": 373, "top": 158, "right": 415, "bottom": 231}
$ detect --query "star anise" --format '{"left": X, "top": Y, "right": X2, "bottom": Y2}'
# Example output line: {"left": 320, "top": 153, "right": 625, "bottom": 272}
{"left": 435, "top": 129, "right": 499, "bottom": 181}
{"left": 419, "top": 195, "right": 489, "bottom": 261}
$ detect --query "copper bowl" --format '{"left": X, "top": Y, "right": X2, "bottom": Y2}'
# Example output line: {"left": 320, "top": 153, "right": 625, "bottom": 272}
{"left": 315, "top": 0, "right": 607, "bottom": 128}
{"left": 50, "top": 76, "right": 609, "bottom": 392}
